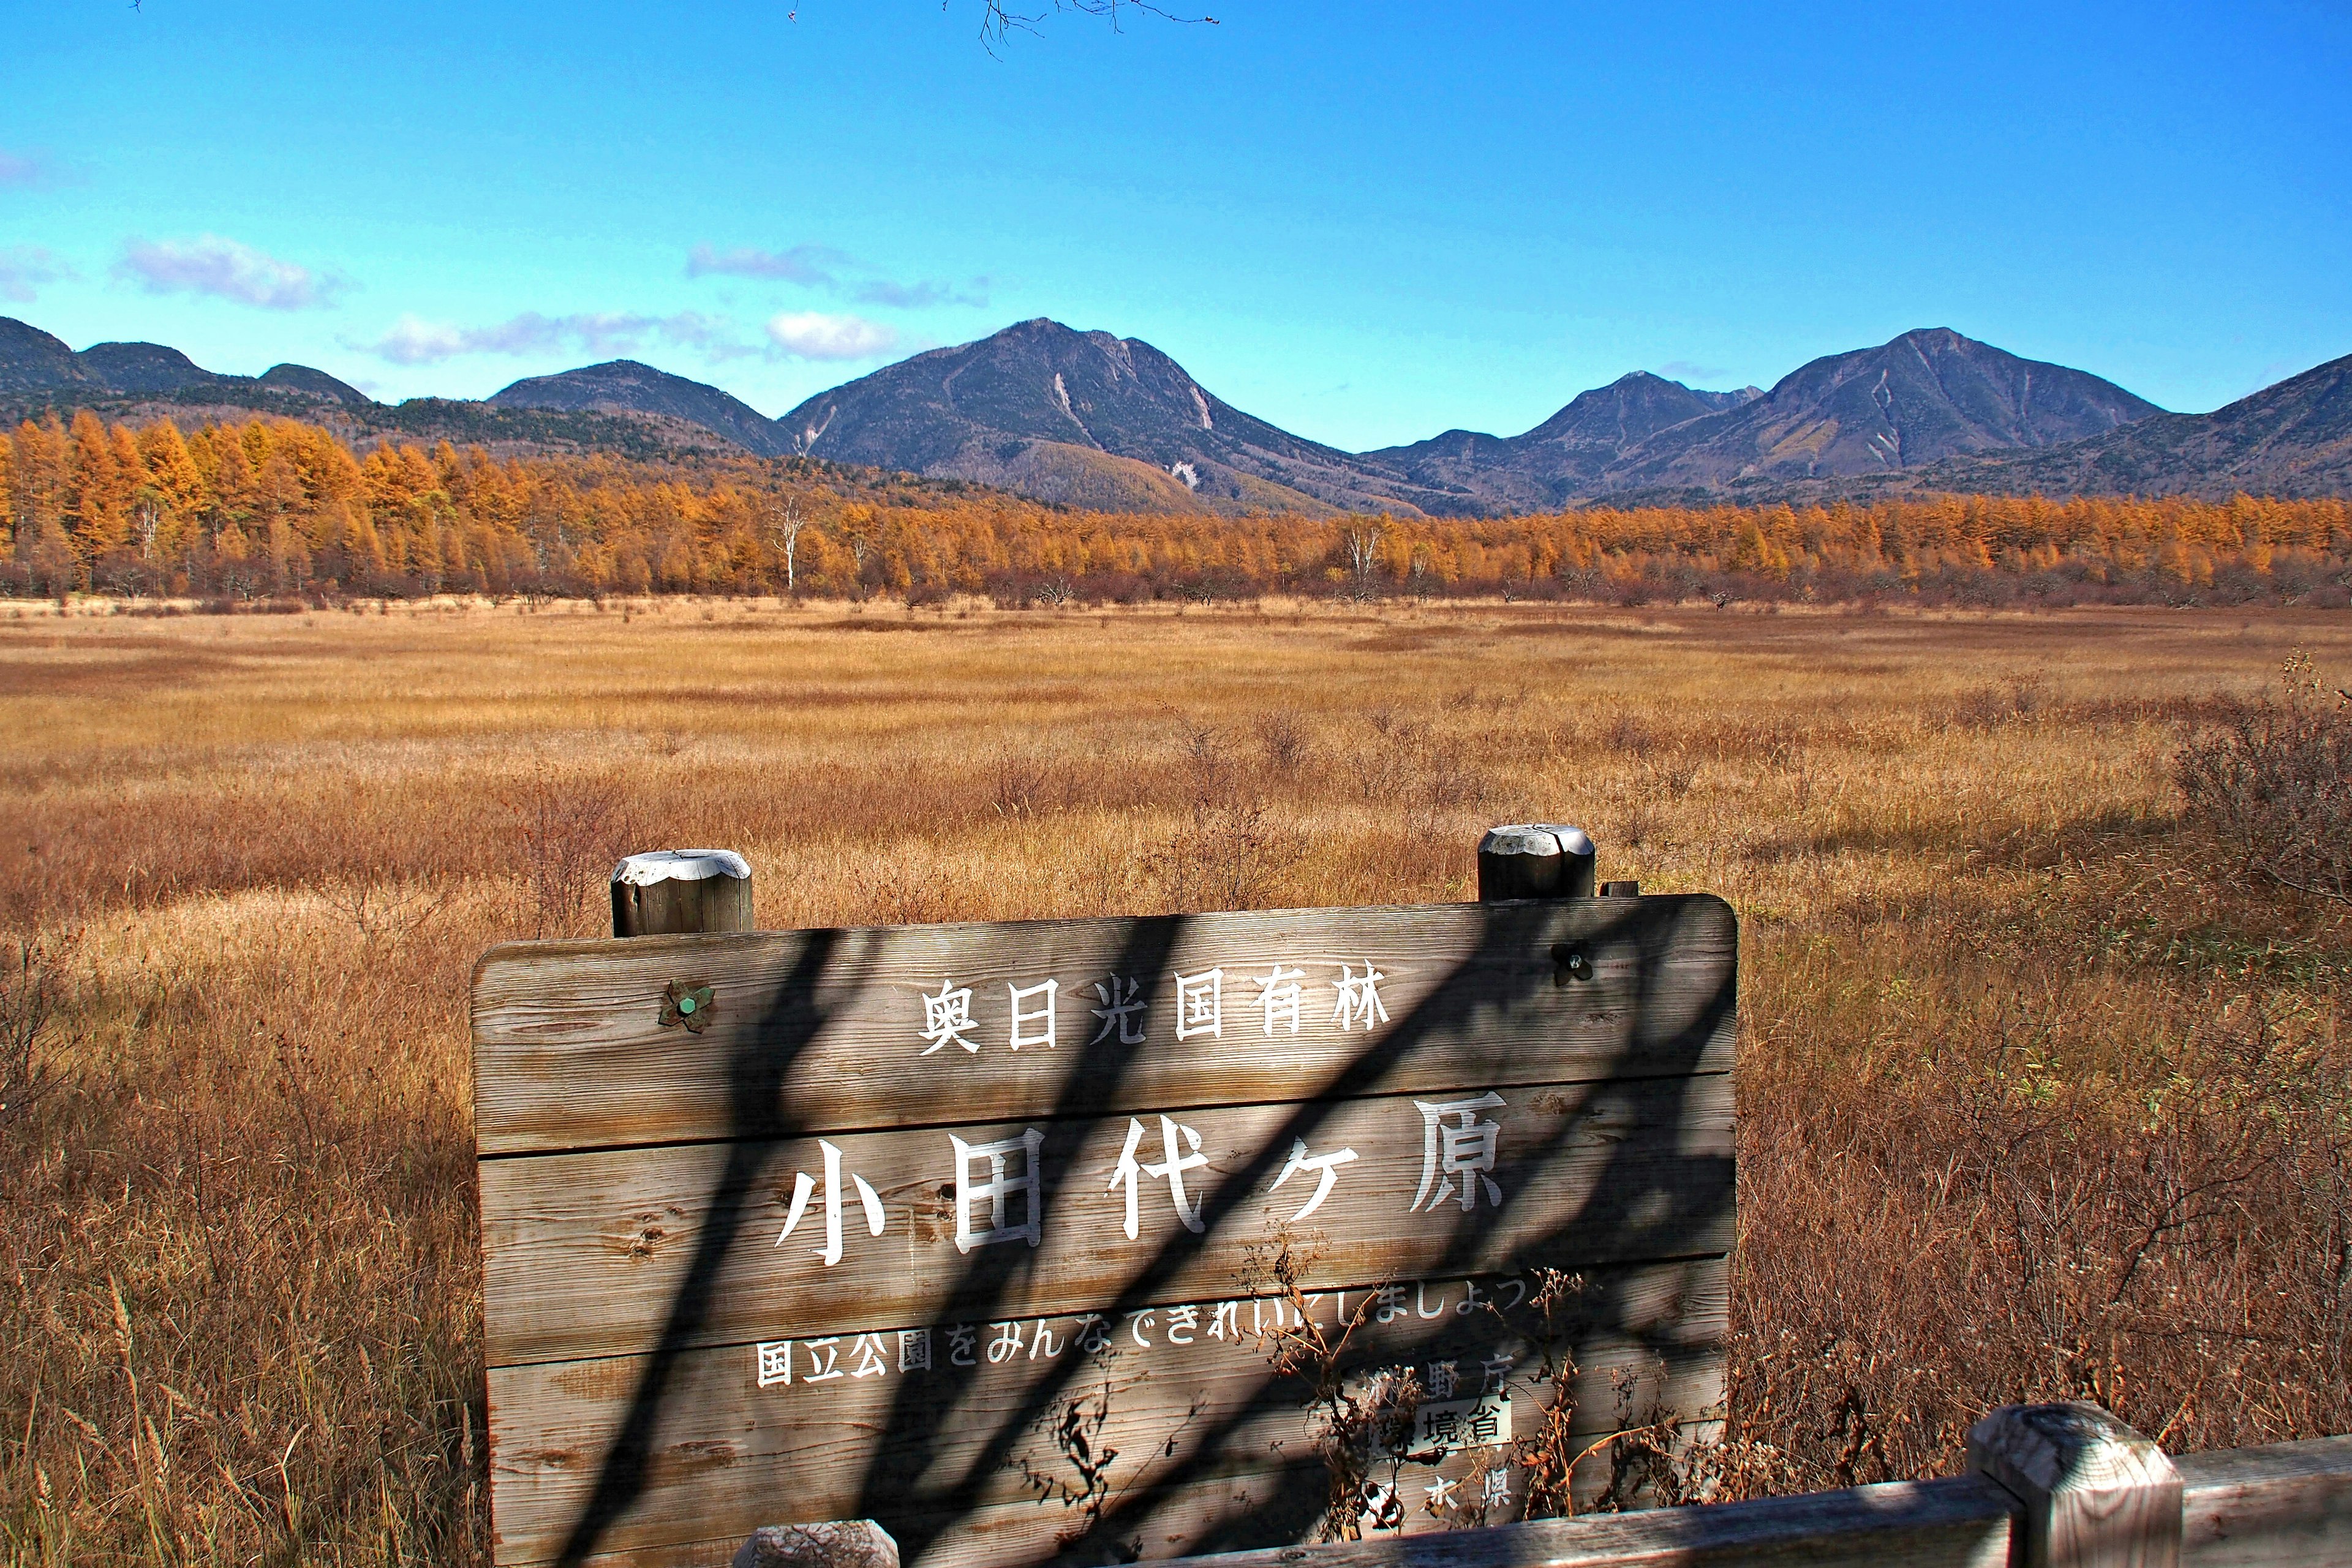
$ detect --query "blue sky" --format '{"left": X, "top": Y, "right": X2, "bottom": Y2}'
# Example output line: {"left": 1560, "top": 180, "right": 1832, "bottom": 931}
{"left": 3, "top": 1, "right": 2348, "bottom": 450}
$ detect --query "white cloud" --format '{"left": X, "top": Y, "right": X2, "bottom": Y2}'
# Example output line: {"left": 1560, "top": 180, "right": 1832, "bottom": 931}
{"left": 369, "top": 314, "right": 470, "bottom": 365}
{"left": 363, "top": 309, "right": 756, "bottom": 366}
{"left": 1656, "top": 360, "right": 1728, "bottom": 384}
{"left": 114, "top": 234, "right": 346, "bottom": 311}
{"left": 764, "top": 311, "right": 900, "bottom": 361}
{"left": 0, "top": 245, "right": 74, "bottom": 304}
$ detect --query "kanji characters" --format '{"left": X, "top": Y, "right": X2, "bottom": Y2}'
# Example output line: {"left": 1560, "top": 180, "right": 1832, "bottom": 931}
{"left": 1412, "top": 1091, "right": 1507, "bottom": 1213}
{"left": 775, "top": 1140, "right": 887, "bottom": 1266}
{"left": 1332, "top": 961, "right": 1390, "bottom": 1031}
{"left": 1254, "top": 964, "right": 1305, "bottom": 1036}
{"left": 949, "top": 1127, "right": 1045, "bottom": 1254}
{"left": 1087, "top": 976, "right": 1147, "bottom": 1046}
{"left": 1173, "top": 967, "right": 1224, "bottom": 1040}
{"left": 919, "top": 957, "right": 1401, "bottom": 1052}
{"left": 920, "top": 978, "right": 979, "bottom": 1055}
{"left": 1007, "top": 978, "right": 1058, "bottom": 1050}
{"left": 1109, "top": 1114, "right": 1210, "bottom": 1238}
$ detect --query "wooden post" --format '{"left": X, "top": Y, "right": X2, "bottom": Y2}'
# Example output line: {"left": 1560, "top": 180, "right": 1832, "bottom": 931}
{"left": 610, "top": 849, "right": 755, "bottom": 937}
{"left": 1477, "top": 823, "right": 1597, "bottom": 901}
{"left": 1969, "top": 1402, "right": 2183, "bottom": 1568}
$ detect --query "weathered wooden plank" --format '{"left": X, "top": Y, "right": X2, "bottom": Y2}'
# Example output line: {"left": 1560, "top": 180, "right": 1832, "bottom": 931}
{"left": 489, "top": 1261, "right": 1727, "bottom": 1566}
{"left": 2177, "top": 1436, "right": 2352, "bottom": 1567}
{"left": 481, "top": 1074, "right": 1734, "bottom": 1367}
{"left": 1152, "top": 1475, "right": 2019, "bottom": 1568}
{"left": 472, "top": 897, "right": 1736, "bottom": 1155}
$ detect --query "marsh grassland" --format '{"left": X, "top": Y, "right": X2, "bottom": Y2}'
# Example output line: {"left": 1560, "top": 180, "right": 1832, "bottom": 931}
{"left": 2, "top": 597, "right": 2347, "bottom": 1564}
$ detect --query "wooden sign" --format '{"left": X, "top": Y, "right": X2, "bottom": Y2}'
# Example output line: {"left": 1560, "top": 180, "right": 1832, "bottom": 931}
{"left": 472, "top": 894, "right": 1736, "bottom": 1568}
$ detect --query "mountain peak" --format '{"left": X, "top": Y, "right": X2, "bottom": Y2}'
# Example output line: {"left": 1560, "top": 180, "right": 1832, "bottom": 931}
{"left": 1594, "top": 330, "right": 2166, "bottom": 488}
{"left": 490, "top": 359, "right": 794, "bottom": 456}
{"left": 775, "top": 318, "right": 1442, "bottom": 514}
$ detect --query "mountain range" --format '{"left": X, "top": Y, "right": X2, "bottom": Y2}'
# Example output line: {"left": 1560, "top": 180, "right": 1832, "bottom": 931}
{"left": 4, "top": 313, "right": 2346, "bottom": 511}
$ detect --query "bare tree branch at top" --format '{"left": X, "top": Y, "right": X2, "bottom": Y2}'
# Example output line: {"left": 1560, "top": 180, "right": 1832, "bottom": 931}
{"left": 966, "top": 0, "right": 1219, "bottom": 49}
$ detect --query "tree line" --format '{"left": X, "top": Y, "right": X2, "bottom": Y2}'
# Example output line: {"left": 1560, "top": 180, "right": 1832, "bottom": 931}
{"left": 4, "top": 409, "right": 2348, "bottom": 609}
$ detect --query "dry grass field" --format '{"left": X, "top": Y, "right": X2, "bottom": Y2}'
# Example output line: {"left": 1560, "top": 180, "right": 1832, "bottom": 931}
{"left": 1, "top": 594, "right": 2347, "bottom": 1565}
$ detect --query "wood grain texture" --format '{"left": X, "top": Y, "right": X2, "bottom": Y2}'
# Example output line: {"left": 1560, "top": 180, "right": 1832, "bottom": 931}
{"left": 1969, "top": 1403, "right": 2181, "bottom": 1568}
{"left": 481, "top": 1074, "right": 1733, "bottom": 1366}
{"left": 473, "top": 895, "right": 1738, "bottom": 1568}
{"left": 2178, "top": 1436, "right": 2352, "bottom": 1567}
{"left": 473, "top": 896, "right": 1736, "bottom": 1155}
{"left": 487, "top": 1260, "right": 1727, "bottom": 1566}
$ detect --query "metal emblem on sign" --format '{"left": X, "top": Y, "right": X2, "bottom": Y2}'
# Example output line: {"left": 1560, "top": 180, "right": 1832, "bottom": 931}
{"left": 660, "top": 980, "right": 716, "bottom": 1033}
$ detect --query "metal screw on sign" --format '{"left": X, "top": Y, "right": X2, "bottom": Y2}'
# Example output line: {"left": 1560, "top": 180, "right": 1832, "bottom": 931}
{"left": 661, "top": 980, "right": 717, "bottom": 1033}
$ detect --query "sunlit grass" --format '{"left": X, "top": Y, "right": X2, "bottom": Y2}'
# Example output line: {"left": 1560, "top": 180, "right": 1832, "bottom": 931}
{"left": 1, "top": 595, "right": 2346, "bottom": 1562}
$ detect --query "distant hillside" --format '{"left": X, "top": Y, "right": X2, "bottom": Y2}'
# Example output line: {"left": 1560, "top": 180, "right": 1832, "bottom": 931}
{"left": 777, "top": 318, "right": 1433, "bottom": 515}
{"left": 1917, "top": 351, "right": 2352, "bottom": 500}
{"left": 1363, "top": 372, "right": 1764, "bottom": 511}
{"left": 1593, "top": 328, "right": 2163, "bottom": 494}
{"left": 489, "top": 360, "right": 799, "bottom": 458}
{"left": 0, "top": 315, "right": 369, "bottom": 412}
{"left": 0, "top": 317, "right": 744, "bottom": 461}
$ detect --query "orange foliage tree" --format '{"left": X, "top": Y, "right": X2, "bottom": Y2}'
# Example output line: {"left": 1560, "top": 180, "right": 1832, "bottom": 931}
{"left": 2, "top": 411, "right": 2347, "bottom": 608}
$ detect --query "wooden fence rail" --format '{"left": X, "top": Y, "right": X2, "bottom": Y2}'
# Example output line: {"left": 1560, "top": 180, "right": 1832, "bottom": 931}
{"left": 741, "top": 1415, "right": 2352, "bottom": 1568}
{"left": 1153, "top": 1414, "right": 2352, "bottom": 1568}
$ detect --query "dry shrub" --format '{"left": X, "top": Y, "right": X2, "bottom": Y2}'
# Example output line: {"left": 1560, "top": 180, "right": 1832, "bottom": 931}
{"left": 1730, "top": 914, "right": 2352, "bottom": 1497}
{"left": 499, "top": 761, "right": 639, "bottom": 938}
{"left": 0, "top": 937, "right": 65, "bottom": 1133}
{"left": 1952, "top": 670, "right": 2051, "bottom": 730}
{"left": 2173, "top": 652, "right": 2352, "bottom": 905}
{"left": 1144, "top": 801, "right": 1305, "bottom": 913}
{"left": 1254, "top": 711, "right": 1312, "bottom": 777}
{"left": 987, "top": 750, "right": 1057, "bottom": 821}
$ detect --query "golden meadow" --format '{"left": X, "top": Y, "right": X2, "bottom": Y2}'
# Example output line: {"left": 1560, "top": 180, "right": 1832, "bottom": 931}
{"left": 2, "top": 594, "right": 2346, "bottom": 1563}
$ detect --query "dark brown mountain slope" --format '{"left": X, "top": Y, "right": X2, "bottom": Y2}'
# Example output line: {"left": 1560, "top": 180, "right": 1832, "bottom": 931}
{"left": 1598, "top": 328, "right": 2162, "bottom": 492}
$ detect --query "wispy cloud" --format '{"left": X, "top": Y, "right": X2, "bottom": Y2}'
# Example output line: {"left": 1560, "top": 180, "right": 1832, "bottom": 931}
{"left": 364, "top": 309, "right": 748, "bottom": 366}
{"left": 1656, "top": 360, "right": 1727, "bottom": 384}
{"left": 0, "top": 149, "right": 72, "bottom": 190}
{"left": 686, "top": 243, "right": 850, "bottom": 285}
{"left": 849, "top": 277, "right": 989, "bottom": 309}
{"left": 692, "top": 241, "right": 988, "bottom": 311}
{"left": 766, "top": 311, "right": 899, "bottom": 361}
{"left": 114, "top": 235, "right": 347, "bottom": 311}
{"left": 0, "top": 245, "right": 75, "bottom": 304}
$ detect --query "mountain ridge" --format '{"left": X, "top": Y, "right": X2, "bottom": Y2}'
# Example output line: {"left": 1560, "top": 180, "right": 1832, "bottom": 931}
{"left": 3, "top": 313, "right": 2345, "bottom": 508}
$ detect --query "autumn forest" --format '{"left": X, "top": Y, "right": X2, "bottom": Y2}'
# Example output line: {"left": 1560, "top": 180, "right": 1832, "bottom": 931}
{"left": 4, "top": 409, "right": 2350, "bottom": 608}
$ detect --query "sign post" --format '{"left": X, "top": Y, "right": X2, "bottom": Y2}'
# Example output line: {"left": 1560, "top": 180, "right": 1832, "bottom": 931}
{"left": 472, "top": 847, "right": 1735, "bottom": 1567}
